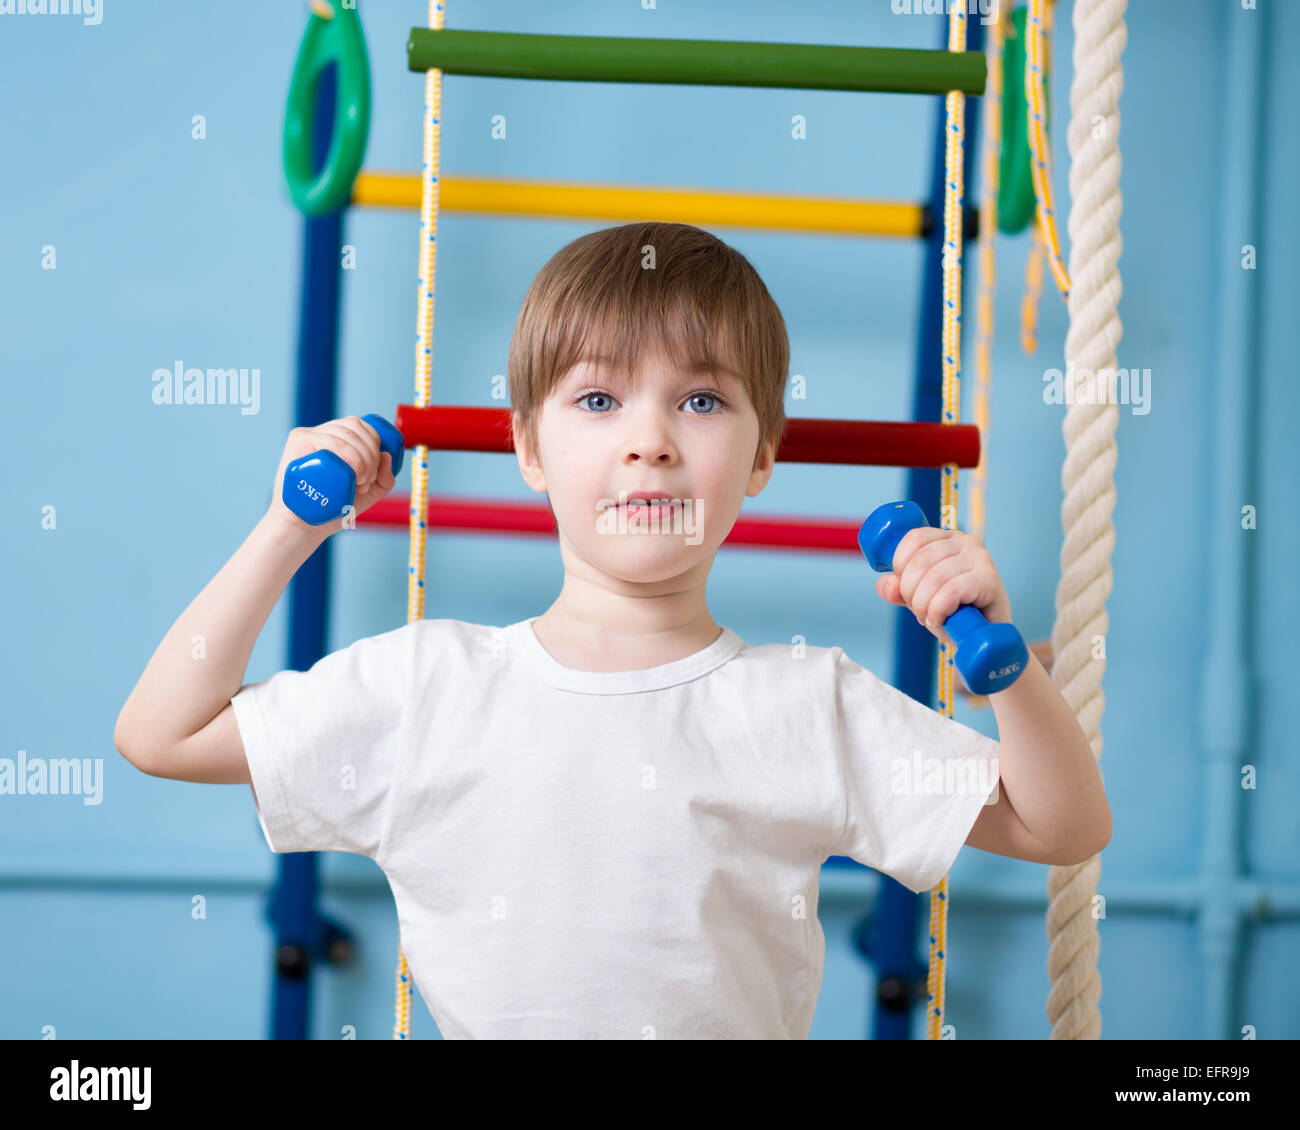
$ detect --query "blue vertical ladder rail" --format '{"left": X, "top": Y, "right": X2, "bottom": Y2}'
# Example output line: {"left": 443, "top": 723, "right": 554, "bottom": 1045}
{"left": 265, "top": 62, "right": 356, "bottom": 1041}
{"left": 848, "top": 14, "right": 985, "bottom": 1041}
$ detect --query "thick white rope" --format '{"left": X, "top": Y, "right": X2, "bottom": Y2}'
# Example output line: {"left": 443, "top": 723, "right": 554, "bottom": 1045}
{"left": 1045, "top": 0, "right": 1126, "bottom": 1040}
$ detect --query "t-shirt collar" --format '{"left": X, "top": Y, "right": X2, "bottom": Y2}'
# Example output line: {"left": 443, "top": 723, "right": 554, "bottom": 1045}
{"left": 503, "top": 617, "right": 744, "bottom": 695}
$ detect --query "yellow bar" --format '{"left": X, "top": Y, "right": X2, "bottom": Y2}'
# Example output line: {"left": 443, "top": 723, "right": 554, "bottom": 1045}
{"left": 352, "top": 171, "right": 922, "bottom": 237}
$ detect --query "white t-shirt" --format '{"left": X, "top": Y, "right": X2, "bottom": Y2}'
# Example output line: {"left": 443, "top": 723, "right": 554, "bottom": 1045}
{"left": 232, "top": 617, "right": 1000, "bottom": 1040}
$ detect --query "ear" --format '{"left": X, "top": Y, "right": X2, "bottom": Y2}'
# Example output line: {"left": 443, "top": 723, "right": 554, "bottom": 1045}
{"left": 745, "top": 433, "right": 777, "bottom": 497}
{"left": 512, "top": 412, "right": 547, "bottom": 493}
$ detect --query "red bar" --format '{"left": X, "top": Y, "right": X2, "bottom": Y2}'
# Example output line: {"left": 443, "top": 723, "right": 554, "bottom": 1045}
{"left": 393, "top": 404, "right": 978, "bottom": 468}
{"left": 360, "top": 494, "right": 863, "bottom": 553}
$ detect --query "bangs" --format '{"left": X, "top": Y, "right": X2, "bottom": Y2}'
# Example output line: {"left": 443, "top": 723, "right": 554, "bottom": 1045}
{"left": 543, "top": 284, "right": 746, "bottom": 397}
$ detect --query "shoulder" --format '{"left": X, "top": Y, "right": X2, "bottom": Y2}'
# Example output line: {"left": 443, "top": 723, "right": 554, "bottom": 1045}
{"left": 402, "top": 617, "right": 508, "bottom": 680}
{"left": 400, "top": 616, "right": 500, "bottom": 654}
{"left": 323, "top": 618, "right": 499, "bottom": 674}
{"left": 727, "top": 637, "right": 845, "bottom": 696}
{"left": 733, "top": 638, "right": 852, "bottom": 669}
{"left": 731, "top": 639, "right": 901, "bottom": 707}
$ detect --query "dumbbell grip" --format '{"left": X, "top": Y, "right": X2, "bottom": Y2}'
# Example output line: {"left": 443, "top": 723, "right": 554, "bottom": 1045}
{"left": 932, "top": 602, "right": 1028, "bottom": 696}
{"left": 282, "top": 413, "right": 405, "bottom": 526}
{"left": 943, "top": 604, "right": 989, "bottom": 646}
{"left": 858, "top": 500, "right": 1029, "bottom": 695}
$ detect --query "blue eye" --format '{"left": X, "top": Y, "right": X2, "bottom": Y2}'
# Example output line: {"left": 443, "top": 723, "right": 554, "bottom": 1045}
{"left": 684, "top": 391, "right": 726, "bottom": 414}
{"left": 573, "top": 389, "right": 728, "bottom": 414}
{"left": 578, "top": 392, "right": 615, "bottom": 413}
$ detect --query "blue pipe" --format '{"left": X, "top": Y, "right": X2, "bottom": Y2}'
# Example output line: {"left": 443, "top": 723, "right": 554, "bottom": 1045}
{"left": 268, "top": 62, "right": 343, "bottom": 1041}
{"left": 1197, "top": 0, "right": 1267, "bottom": 1039}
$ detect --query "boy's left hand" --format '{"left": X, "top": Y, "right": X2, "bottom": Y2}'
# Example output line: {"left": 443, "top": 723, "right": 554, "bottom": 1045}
{"left": 874, "top": 527, "right": 1013, "bottom": 649}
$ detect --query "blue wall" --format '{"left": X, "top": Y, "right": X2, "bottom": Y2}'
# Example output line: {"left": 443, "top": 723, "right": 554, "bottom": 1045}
{"left": 2, "top": 0, "right": 1295, "bottom": 1039}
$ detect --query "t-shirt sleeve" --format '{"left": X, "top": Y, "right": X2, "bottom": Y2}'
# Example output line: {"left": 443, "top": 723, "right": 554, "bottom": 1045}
{"left": 230, "top": 626, "right": 410, "bottom": 860}
{"left": 828, "top": 646, "right": 1001, "bottom": 894}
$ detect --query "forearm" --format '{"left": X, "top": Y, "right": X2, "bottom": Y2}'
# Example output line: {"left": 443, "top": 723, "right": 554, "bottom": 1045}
{"left": 987, "top": 649, "right": 1112, "bottom": 857}
{"left": 115, "top": 512, "right": 326, "bottom": 762}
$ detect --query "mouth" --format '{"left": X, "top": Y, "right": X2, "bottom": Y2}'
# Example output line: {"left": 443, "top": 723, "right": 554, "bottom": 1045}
{"left": 618, "top": 499, "right": 676, "bottom": 517}
{"left": 602, "top": 494, "right": 702, "bottom": 543}
{"left": 618, "top": 497, "right": 677, "bottom": 516}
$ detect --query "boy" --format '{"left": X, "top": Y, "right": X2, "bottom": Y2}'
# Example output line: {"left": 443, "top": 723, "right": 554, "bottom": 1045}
{"left": 115, "top": 222, "right": 1111, "bottom": 1040}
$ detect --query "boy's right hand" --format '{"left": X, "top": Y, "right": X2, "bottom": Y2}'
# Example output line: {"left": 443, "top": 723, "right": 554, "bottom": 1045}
{"left": 265, "top": 416, "right": 398, "bottom": 537}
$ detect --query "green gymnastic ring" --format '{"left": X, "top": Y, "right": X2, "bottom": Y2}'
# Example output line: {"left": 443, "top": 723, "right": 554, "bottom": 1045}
{"left": 283, "top": 1, "right": 371, "bottom": 217}
{"left": 997, "top": 6, "right": 1049, "bottom": 236}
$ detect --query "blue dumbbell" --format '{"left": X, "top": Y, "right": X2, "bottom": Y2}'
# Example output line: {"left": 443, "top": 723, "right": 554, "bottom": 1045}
{"left": 858, "top": 500, "right": 1029, "bottom": 695}
{"left": 282, "top": 414, "right": 405, "bottom": 526}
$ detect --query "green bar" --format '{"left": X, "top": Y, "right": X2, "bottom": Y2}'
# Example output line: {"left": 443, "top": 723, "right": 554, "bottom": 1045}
{"left": 407, "top": 29, "right": 985, "bottom": 96}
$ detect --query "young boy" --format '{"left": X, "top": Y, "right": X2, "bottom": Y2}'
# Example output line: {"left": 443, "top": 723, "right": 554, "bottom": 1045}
{"left": 115, "top": 222, "right": 1111, "bottom": 1040}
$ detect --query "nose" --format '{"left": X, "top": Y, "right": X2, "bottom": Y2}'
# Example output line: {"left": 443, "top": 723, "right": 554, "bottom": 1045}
{"left": 620, "top": 403, "right": 678, "bottom": 465}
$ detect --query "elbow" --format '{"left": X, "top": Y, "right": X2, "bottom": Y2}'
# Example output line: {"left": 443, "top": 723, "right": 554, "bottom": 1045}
{"left": 1093, "top": 803, "right": 1114, "bottom": 855}
{"left": 114, "top": 739, "right": 148, "bottom": 776}
{"left": 1052, "top": 812, "right": 1112, "bottom": 865}
{"left": 112, "top": 720, "right": 134, "bottom": 765}
{"left": 113, "top": 718, "right": 155, "bottom": 777}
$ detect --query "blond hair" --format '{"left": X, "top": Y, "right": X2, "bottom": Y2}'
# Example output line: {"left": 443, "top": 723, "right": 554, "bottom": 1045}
{"left": 508, "top": 222, "right": 789, "bottom": 469}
